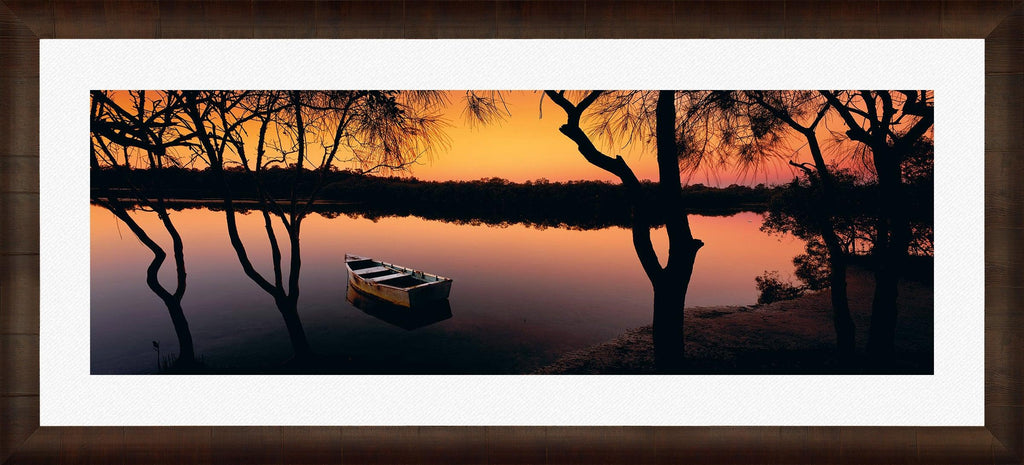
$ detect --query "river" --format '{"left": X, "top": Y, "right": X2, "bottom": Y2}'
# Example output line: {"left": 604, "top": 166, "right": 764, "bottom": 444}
{"left": 90, "top": 206, "right": 805, "bottom": 374}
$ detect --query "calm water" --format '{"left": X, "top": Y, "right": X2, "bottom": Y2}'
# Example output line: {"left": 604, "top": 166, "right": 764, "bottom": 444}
{"left": 90, "top": 206, "right": 804, "bottom": 374}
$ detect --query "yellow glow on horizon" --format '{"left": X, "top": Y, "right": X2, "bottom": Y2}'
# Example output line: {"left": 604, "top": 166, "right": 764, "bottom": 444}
{"left": 96, "top": 90, "right": 912, "bottom": 187}
{"left": 387, "top": 91, "right": 813, "bottom": 185}
{"left": 409, "top": 91, "right": 655, "bottom": 183}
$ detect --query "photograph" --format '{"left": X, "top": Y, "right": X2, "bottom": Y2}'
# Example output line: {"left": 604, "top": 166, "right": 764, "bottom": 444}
{"left": 89, "top": 89, "right": 934, "bottom": 375}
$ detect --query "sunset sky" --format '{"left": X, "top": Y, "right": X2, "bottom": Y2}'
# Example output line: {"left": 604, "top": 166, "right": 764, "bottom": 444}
{"left": 98, "top": 90, "right": 884, "bottom": 187}
{"left": 415, "top": 91, "right": 802, "bottom": 186}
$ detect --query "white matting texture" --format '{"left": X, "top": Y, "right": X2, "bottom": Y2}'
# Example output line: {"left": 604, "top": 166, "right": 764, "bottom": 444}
{"left": 39, "top": 39, "right": 983, "bottom": 426}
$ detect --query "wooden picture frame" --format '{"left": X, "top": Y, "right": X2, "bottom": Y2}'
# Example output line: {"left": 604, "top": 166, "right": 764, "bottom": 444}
{"left": 1, "top": 1, "right": 1020, "bottom": 463}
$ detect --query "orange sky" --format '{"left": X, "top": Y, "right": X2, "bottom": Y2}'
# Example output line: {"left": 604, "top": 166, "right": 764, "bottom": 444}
{"left": 98, "top": 90, "right": 901, "bottom": 187}
{"left": 415, "top": 91, "right": 801, "bottom": 185}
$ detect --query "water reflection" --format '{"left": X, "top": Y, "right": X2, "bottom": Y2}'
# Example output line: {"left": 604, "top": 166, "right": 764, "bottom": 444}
{"left": 102, "top": 198, "right": 755, "bottom": 233}
{"left": 91, "top": 205, "right": 805, "bottom": 374}
{"left": 346, "top": 286, "right": 453, "bottom": 330}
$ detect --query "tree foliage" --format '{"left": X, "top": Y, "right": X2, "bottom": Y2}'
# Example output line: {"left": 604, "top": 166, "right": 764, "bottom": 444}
{"left": 755, "top": 271, "right": 804, "bottom": 305}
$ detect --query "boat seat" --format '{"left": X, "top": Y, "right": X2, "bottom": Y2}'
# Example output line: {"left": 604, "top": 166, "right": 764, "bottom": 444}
{"left": 346, "top": 259, "right": 377, "bottom": 270}
{"left": 367, "top": 272, "right": 411, "bottom": 282}
{"left": 353, "top": 265, "right": 389, "bottom": 275}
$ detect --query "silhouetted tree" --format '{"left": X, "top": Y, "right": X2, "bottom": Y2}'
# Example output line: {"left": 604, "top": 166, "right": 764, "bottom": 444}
{"left": 90, "top": 90, "right": 199, "bottom": 369}
{"left": 739, "top": 90, "right": 859, "bottom": 361}
{"left": 820, "top": 90, "right": 934, "bottom": 363}
{"left": 177, "top": 90, "right": 447, "bottom": 362}
{"left": 755, "top": 270, "right": 804, "bottom": 304}
{"left": 543, "top": 90, "right": 783, "bottom": 370}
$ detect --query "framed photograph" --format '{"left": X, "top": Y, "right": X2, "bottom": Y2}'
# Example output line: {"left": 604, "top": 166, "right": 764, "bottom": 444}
{"left": 2, "top": 1, "right": 1021, "bottom": 463}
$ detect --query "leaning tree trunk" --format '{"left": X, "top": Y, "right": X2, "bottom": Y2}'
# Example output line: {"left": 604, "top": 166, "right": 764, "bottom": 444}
{"left": 101, "top": 201, "right": 198, "bottom": 367}
{"left": 801, "top": 123, "right": 857, "bottom": 363}
{"left": 280, "top": 225, "right": 313, "bottom": 361}
{"left": 161, "top": 297, "right": 196, "bottom": 363}
{"left": 135, "top": 217, "right": 196, "bottom": 367}
{"left": 792, "top": 165, "right": 856, "bottom": 361}
{"left": 185, "top": 97, "right": 315, "bottom": 363}
{"left": 218, "top": 197, "right": 315, "bottom": 362}
{"left": 276, "top": 296, "right": 313, "bottom": 360}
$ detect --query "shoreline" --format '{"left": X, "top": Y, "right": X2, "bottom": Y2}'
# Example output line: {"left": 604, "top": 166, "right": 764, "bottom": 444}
{"left": 535, "top": 267, "right": 934, "bottom": 374}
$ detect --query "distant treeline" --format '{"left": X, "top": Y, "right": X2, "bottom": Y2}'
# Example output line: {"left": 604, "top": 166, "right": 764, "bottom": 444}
{"left": 92, "top": 167, "right": 783, "bottom": 230}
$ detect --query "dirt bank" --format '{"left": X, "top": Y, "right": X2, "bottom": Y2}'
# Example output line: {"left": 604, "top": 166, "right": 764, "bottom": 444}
{"left": 535, "top": 267, "right": 933, "bottom": 374}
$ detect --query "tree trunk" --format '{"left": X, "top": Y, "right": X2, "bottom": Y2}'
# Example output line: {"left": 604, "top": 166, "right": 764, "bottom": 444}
{"left": 867, "top": 222, "right": 909, "bottom": 364}
{"left": 163, "top": 297, "right": 196, "bottom": 364}
{"left": 814, "top": 214, "right": 856, "bottom": 362}
{"left": 277, "top": 298, "right": 313, "bottom": 360}
{"left": 542, "top": 90, "right": 702, "bottom": 372}
{"left": 652, "top": 276, "right": 686, "bottom": 372}
{"left": 98, "top": 198, "right": 199, "bottom": 369}
{"left": 867, "top": 266, "right": 900, "bottom": 362}
{"left": 826, "top": 255, "right": 856, "bottom": 362}
{"left": 651, "top": 239, "right": 700, "bottom": 373}
{"left": 867, "top": 155, "right": 908, "bottom": 364}
{"left": 790, "top": 118, "right": 857, "bottom": 363}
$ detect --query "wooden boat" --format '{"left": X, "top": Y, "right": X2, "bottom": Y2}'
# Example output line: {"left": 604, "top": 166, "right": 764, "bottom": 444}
{"left": 345, "top": 254, "right": 453, "bottom": 307}
{"left": 346, "top": 286, "right": 452, "bottom": 330}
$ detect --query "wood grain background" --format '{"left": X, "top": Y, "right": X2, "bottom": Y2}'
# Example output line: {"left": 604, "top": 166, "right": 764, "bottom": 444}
{"left": 1, "top": 1, "right": 1021, "bottom": 463}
